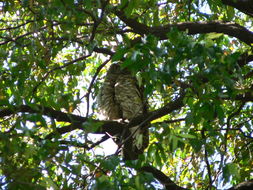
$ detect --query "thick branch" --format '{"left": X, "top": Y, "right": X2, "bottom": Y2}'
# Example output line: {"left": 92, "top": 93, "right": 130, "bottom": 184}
{"left": 2, "top": 88, "right": 252, "bottom": 138}
{"left": 128, "top": 93, "right": 185, "bottom": 128}
{"left": 93, "top": 47, "right": 115, "bottom": 56}
{"left": 0, "top": 105, "right": 87, "bottom": 123}
{"left": 222, "top": 0, "right": 253, "bottom": 17}
{"left": 0, "top": 93, "right": 185, "bottom": 137}
{"left": 0, "top": 104, "right": 125, "bottom": 135}
{"left": 115, "top": 10, "right": 253, "bottom": 45}
{"left": 153, "top": 21, "right": 253, "bottom": 45}
{"left": 228, "top": 180, "right": 253, "bottom": 190}
{"left": 141, "top": 165, "right": 253, "bottom": 190}
{"left": 1, "top": 88, "right": 253, "bottom": 138}
{"left": 140, "top": 166, "right": 188, "bottom": 190}
{"left": 237, "top": 53, "right": 253, "bottom": 67}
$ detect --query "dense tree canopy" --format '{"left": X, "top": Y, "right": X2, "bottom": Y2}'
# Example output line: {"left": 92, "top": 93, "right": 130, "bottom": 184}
{"left": 0, "top": 0, "right": 253, "bottom": 189}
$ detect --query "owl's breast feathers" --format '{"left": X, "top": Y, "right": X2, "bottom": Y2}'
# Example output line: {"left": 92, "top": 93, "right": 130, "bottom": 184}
{"left": 115, "top": 74, "right": 144, "bottom": 119}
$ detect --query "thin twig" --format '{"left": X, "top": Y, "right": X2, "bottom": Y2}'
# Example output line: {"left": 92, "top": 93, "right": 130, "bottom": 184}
{"left": 32, "top": 54, "right": 92, "bottom": 95}
{"left": 87, "top": 135, "right": 110, "bottom": 150}
{"left": 84, "top": 58, "right": 111, "bottom": 117}
{"left": 153, "top": 118, "right": 185, "bottom": 125}
{"left": 218, "top": 102, "right": 246, "bottom": 176}
{"left": 0, "top": 20, "right": 34, "bottom": 31}
{"left": 201, "top": 130, "right": 213, "bottom": 190}
{"left": 89, "top": 0, "right": 109, "bottom": 43}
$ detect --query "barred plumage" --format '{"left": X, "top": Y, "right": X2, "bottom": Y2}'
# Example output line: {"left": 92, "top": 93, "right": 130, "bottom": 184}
{"left": 97, "top": 64, "right": 149, "bottom": 160}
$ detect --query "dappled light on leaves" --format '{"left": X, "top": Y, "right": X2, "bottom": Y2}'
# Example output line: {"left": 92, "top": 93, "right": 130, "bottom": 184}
{"left": 0, "top": 0, "right": 253, "bottom": 189}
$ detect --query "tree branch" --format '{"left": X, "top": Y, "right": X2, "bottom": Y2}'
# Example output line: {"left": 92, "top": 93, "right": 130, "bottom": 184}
{"left": 201, "top": 130, "right": 213, "bottom": 189}
{"left": 45, "top": 124, "right": 80, "bottom": 139}
{"left": 58, "top": 140, "right": 90, "bottom": 149}
{"left": 0, "top": 105, "right": 87, "bottom": 123}
{"left": 140, "top": 165, "right": 253, "bottom": 190}
{"left": 0, "top": 23, "right": 59, "bottom": 46}
{"left": 140, "top": 166, "right": 188, "bottom": 190}
{"left": 222, "top": 0, "right": 253, "bottom": 17}
{"left": 1, "top": 87, "right": 252, "bottom": 139}
{"left": 32, "top": 54, "right": 92, "bottom": 94}
{"left": 127, "top": 92, "right": 185, "bottom": 128}
{"left": 228, "top": 180, "right": 253, "bottom": 190}
{"left": 0, "top": 20, "right": 34, "bottom": 31}
{"left": 83, "top": 58, "right": 111, "bottom": 117}
{"left": 0, "top": 92, "right": 185, "bottom": 136}
{"left": 115, "top": 10, "right": 253, "bottom": 45}
{"left": 0, "top": 104, "right": 125, "bottom": 136}
{"left": 237, "top": 53, "right": 253, "bottom": 67}
{"left": 93, "top": 47, "right": 115, "bottom": 56}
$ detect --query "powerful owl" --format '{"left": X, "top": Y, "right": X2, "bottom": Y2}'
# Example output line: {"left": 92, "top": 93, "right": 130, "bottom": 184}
{"left": 97, "top": 63, "right": 149, "bottom": 160}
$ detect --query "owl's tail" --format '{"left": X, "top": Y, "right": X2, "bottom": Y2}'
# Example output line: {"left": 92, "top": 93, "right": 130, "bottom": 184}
{"left": 122, "top": 126, "right": 149, "bottom": 160}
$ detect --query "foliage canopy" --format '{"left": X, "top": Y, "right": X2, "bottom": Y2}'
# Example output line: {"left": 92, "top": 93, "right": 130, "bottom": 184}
{"left": 0, "top": 0, "right": 253, "bottom": 189}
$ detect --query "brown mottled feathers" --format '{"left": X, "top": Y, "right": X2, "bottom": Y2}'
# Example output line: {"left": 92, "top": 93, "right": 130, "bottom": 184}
{"left": 98, "top": 64, "right": 149, "bottom": 160}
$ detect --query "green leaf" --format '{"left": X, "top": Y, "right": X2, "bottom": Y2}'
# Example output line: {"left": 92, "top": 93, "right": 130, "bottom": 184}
{"left": 124, "top": 0, "right": 139, "bottom": 16}
{"left": 101, "top": 156, "right": 120, "bottom": 171}
{"left": 153, "top": 9, "right": 159, "bottom": 26}
{"left": 42, "top": 177, "right": 60, "bottom": 190}
{"left": 189, "top": 139, "right": 203, "bottom": 152}
{"left": 177, "top": 134, "right": 196, "bottom": 139}
{"left": 223, "top": 163, "right": 240, "bottom": 182}
{"left": 206, "top": 33, "right": 223, "bottom": 40}
{"left": 82, "top": 120, "right": 103, "bottom": 133}
{"left": 226, "top": 6, "right": 235, "bottom": 20}
{"left": 112, "top": 48, "right": 127, "bottom": 62}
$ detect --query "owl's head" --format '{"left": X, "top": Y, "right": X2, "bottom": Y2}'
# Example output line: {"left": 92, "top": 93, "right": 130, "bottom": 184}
{"left": 107, "top": 63, "right": 130, "bottom": 75}
{"left": 107, "top": 64, "right": 121, "bottom": 74}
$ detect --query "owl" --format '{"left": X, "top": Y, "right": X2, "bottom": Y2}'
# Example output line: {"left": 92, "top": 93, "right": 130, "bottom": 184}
{"left": 97, "top": 63, "right": 149, "bottom": 160}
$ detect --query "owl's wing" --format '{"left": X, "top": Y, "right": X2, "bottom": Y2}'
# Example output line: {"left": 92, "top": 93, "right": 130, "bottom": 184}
{"left": 97, "top": 73, "right": 122, "bottom": 120}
